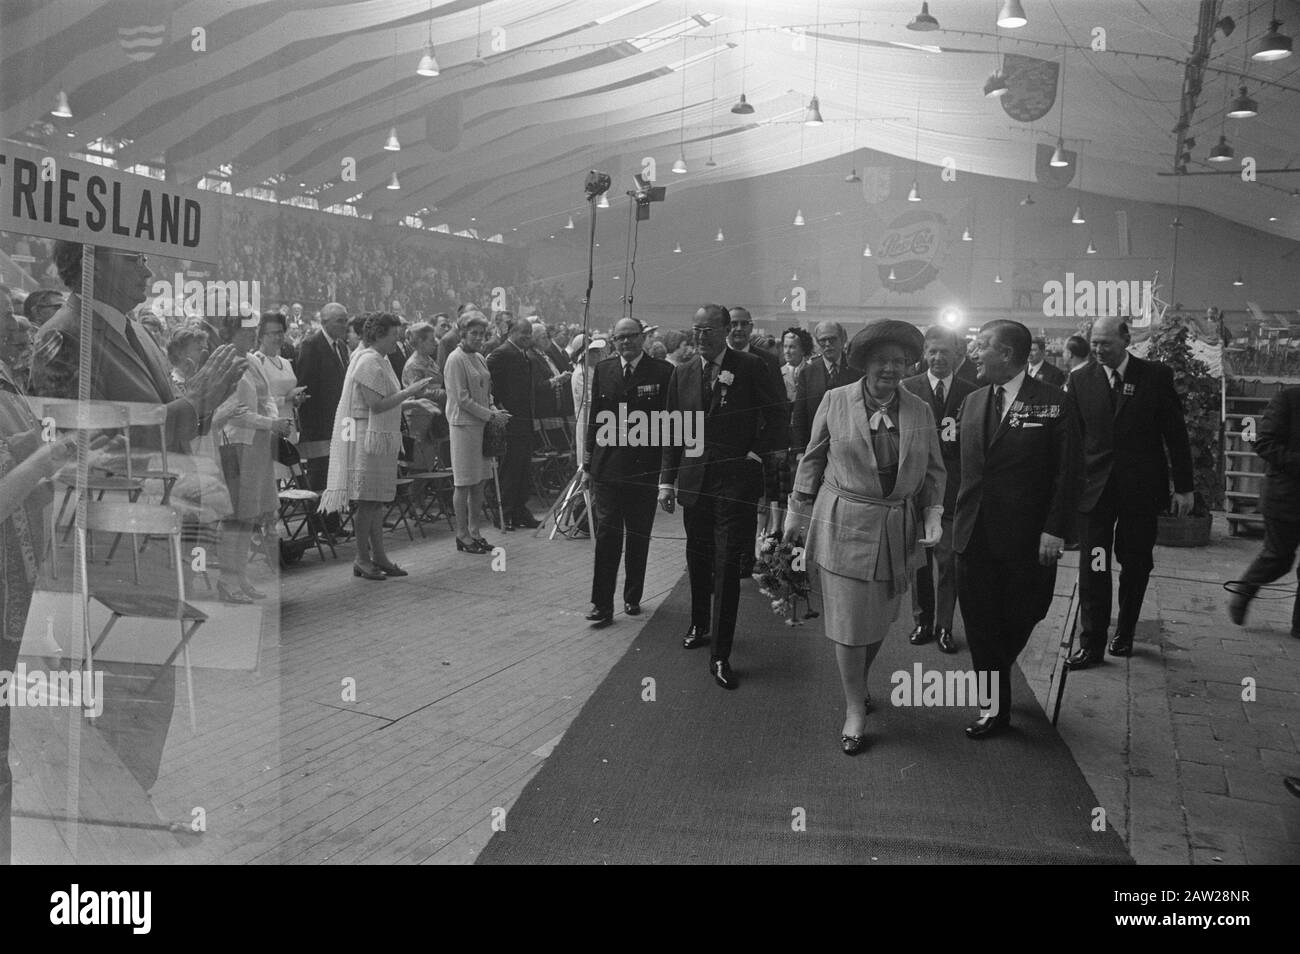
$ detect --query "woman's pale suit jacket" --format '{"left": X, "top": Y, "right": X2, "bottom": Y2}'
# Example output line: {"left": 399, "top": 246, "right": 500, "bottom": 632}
{"left": 793, "top": 383, "right": 946, "bottom": 583}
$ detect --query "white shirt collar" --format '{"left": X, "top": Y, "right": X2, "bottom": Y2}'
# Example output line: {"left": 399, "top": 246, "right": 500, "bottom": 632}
{"left": 1027, "top": 360, "right": 1043, "bottom": 377}
{"left": 927, "top": 369, "right": 953, "bottom": 393}
{"left": 1109, "top": 353, "right": 1130, "bottom": 382}
{"left": 823, "top": 354, "right": 839, "bottom": 374}
{"left": 622, "top": 354, "right": 642, "bottom": 373}
{"left": 701, "top": 352, "right": 724, "bottom": 371}
{"left": 995, "top": 368, "right": 1028, "bottom": 420}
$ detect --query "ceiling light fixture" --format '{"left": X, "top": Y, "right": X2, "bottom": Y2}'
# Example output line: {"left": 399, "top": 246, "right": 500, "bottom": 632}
{"left": 384, "top": 127, "right": 401, "bottom": 151}
{"left": 1020, "top": 193, "right": 1035, "bottom": 206}
{"left": 674, "top": 8, "right": 689, "bottom": 174}
{"left": 994, "top": 272, "right": 1004, "bottom": 283}
{"left": 793, "top": 209, "right": 806, "bottom": 226}
{"left": 1253, "top": 14, "right": 1293, "bottom": 61}
{"left": 845, "top": 167, "right": 861, "bottom": 182}
{"left": 672, "top": 157, "right": 687, "bottom": 174}
{"left": 1071, "top": 205, "right": 1085, "bottom": 224}
{"left": 888, "top": 267, "right": 897, "bottom": 281}
{"left": 997, "top": 0, "right": 1027, "bottom": 29}
{"left": 908, "top": 181, "right": 921, "bottom": 202}
{"left": 52, "top": 90, "right": 72, "bottom": 118}
{"left": 1233, "top": 273, "right": 1244, "bottom": 286}
{"left": 805, "top": 1, "right": 824, "bottom": 125}
{"left": 1086, "top": 240, "right": 1097, "bottom": 255}
{"left": 908, "top": 2, "right": 939, "bottom": 31}
{"left": 1049, "top": 50, "right": 1071, "bottom": 167}
{"left": 1208, "top": 134, "right": 1234, "bottom": 161}
{"left": 908, "top": 98, "right": 922, "bottom": 201}
{"left": 387, "top": 171, "right": 400, "bottom": 190}
{"left": 416, "top": 0, "right": 438, "bottom": 75}
{"left": 597, "top": 194, "right": 610, "bottom": 209}
{"left": 715, "top": 228, "right": 725, "bottom": 242}
{"left": 564, "top": 216, "right": 575, "bottom": 230}
{"left": 1227, "top": 86, "right": 1258, "bottom": 118}
{"left": 984, "top": 71, "right": 1008, "bottom": 97}
{"left": 863, "top": 244, "right": 873, "bottom": 257}
{"left": 962, "top": 226, "right": 973, "bottom": 241}
{"left": 731, "top": 94, "right": 754, "bottom": 114}
{"left": 673, "top": 242, "right": 682, "bottom": 253}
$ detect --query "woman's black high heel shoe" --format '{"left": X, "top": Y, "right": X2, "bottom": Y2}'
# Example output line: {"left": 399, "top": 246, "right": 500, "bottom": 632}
{"left": 372, "top": 560, "right": 408, "bottom": 577}
{"left": 353, "top": 563, "right": 387, "bottom": 580}
{"left": 472, "top": 535, "right": 492, "bottom": 550}
{"left": 456, "top": 537, "right": 487, "bottom": 554}
{"left": 841, "top": 734, "right": 867, "bottom": 756}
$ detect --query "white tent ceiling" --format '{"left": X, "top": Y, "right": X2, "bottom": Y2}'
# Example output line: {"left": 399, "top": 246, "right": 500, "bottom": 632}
{"left": 2, "top": 0, "right": 1298, "bottom": 247}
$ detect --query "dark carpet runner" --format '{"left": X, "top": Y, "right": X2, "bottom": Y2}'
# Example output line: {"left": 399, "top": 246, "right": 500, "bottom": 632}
{"left": 478, "top": 575, "right": 1133, "bottom": 864}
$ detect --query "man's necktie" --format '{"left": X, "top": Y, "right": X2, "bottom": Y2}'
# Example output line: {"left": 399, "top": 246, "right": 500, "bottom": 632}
{"left": 934, "top": 379, "right": 946, "bottom": 415}
{"left": 335, "top": 339, "right": 348, "bottom": 368}
{"left": 624, "top": 362, "right": 633, "bottom": 387}
{"left": 1110, "top": 370, "right": 1122, "bottom": 411}
{"left": 703, "top": 361, "right": 716, "bottom": 405}
{"left": 995, "top": 385, "right": 1006, "bottom": 421}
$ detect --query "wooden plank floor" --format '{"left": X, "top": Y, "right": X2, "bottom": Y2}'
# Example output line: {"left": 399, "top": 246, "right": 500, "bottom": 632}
{"left": 11, "top": 503, "right": 687, "bottom": 864}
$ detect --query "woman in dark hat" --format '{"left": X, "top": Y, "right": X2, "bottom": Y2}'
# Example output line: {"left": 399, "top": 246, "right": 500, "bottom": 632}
{"left": 787, "top": 319, "right": 946, "bottom": 755}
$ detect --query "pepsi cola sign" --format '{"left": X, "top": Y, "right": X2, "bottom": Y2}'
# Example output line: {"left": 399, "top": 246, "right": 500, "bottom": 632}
{"left": 878, "top": 209, "right": 948, "bottom": 294}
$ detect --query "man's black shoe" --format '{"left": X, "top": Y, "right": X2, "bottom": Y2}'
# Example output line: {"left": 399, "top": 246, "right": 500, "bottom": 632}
{"left": 711, "top": 659, "right": 738, "bottom": 690}
{"left": 1064, "top": 648, "right": 1101, "bottom": 671}
{"left": 1228, "top": 594, "right": 1249, "bottom": 626}
{"left": 624, "top": 602, "right": 641, "bottom": 616}
{"left": 682, "top": 625, "right": 708, "bottom": 650}
{"left": 585, "top": 606, "right": 613, "bottom": 625}
{"left": 965, "top": 714, "right": 1011, "bottom": 740}
{"left": 1108, "top": 633, "right": 1134, "bottom": 657}
{"left": 908, "top": 624, "right": 933, "bottom": 646}
{"left": 936, "top": 627, "right": 958, "bottom": 654}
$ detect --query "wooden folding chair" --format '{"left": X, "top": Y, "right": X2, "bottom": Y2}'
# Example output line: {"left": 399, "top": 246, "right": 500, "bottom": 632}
{"left": 277, "top": 458, "right": 336, "bottom": 562}
{"left": 77, "top": 502, "right": 207, "bottom": 731}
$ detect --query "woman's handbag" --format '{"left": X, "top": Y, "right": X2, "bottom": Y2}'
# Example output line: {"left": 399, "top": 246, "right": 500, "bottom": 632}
{"left": 275, "top": 436, "right": 301, "bottom": 467}
{"left": 218, "top": 433, "right": 241, "bottom": 483}
{"left": 482, "top": 415, "right": 508, "bottom": 458}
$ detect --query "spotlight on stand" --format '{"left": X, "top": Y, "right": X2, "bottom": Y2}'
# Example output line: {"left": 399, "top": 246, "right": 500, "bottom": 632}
{"left": 584, "top": 170, "right": 613, "bottom": 202}
{"left": 629, "top": 173, "right": 666, "bottom": 222}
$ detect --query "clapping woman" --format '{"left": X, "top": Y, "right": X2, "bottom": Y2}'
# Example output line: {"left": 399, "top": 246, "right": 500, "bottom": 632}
{"left": 213, "top": 312, "right": 291, "bottom": 603}
{"left": 787, "top": 320, "right": 945, "bottom": 756}
{"left": 319, "top": 313, "right": 433, "bottom": 580}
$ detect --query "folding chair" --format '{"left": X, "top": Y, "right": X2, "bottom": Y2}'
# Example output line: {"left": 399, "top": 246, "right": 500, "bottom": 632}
{"left": 40, "top": 400, "right": 145, "bottom": 581}
{"left": 119, "top": 401, "right": 180, "bottom": 560}
{"left": 382, "top": 477, "right": 421, "bottom": 541}
{"left": 277, "top": 458, "right": 336, "bottom": 562}
{"left": 78, "top": 502, "right": 207, "bottom": 731}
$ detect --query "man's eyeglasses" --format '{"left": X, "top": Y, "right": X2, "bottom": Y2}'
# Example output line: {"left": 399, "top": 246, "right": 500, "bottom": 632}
{"left": 692, "top": 326, "right": 719, "bottom": 337}
{"left": 612, "top": 333, "right": 642, "bottom": 343}
{"left": 815, "top": 337, "right": 839, "bottom": 347}
{"left": 103, "top": 251, "right": 148, "bottom": 267}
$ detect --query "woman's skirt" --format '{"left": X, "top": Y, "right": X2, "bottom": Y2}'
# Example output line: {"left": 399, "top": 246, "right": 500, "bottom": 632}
{"left": 449, "top": 422, "right": 490, "bottom": 486}
{"left": 228, "top": 431, "right": 278, "bottom": 520}
{"left": 817, "top": 562, "right": 907, "bottom": 647}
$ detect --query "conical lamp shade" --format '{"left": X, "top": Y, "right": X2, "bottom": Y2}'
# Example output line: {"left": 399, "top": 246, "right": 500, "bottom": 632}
{"left": 804, "top": 96, "right": 824, "bottom": 126}
{"left": 715, "top": 229, "right": 724, "bottom": 242}
{"left": 1227, "top": 87, "right": 1258, "bottom": 118}
{"left": 1253, "top": 20, "right": 1293, "bottom": 61}
{"left": 1020, "top": 193, "right": 1035, "bottom": 206}
{"left": 888, "top": 267, "right": 897, "bottom": 281}
{"left": 597, "top": 194, "right": 610, "bottom": 209}
{"left": 1086, "top": 240, "right": 1098, "bottom": 255}
{"left": 1050, "top": 139, "right": 1069, "bottom": 167}
{"left": 793, "top": 209, "right": 805, "bottom": 226}
{"left": 52, "top": 90, "right": 72, "bottom": 118}
{"left": 845, "top": 168, "right": 861, "bottom": 183}
{"left": 673, "top": 242, "right": 682, "bottom": 253}
{"left": 672, "top": 157, "right": 687, "bottom": 174}
{"left": 417, "top": 44, "right": 440, "bottom": 76}
{"left": 983, "top": 71, "right": 1008, "bottom": 98}
{"left": 997, "top": 0, "right": 1027, "bottom": 28}
{"left": 862, "top": 244, "right": 873, "bottom": 257}
{"left": 1071, "top": 205, "right": 1086, "bottom": 224}
{"left": 962, "top": 227, "right": 973, "bottom": 241}
{"left": 994, "top": 273, "right": 1004, "bottom": 284}
{"left": 908, "top": 2, "right": 940, "bottom": 31}
{"left": 387, "top": 172, "right": 400, "bottom": 190}
{"left": 907, "top": 181, "right": 921, "bottom": 202}
{"left": 1208, "top": 134, "right": 1235, "bottom": 161}
{"left": 564, "top": 216, "right": 575, "bottom": 230}
{"left": 731, "top": 93, "right": 755, "bottom": 115}
{"left": 384, "top": 127, "right": 401, "bottom": 151}
{"left": 1232, "top": 274, "right": 1244, "bottom": 286}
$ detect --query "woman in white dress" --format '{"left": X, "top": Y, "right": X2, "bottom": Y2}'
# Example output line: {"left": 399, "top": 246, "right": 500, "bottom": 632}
{"left": 254, "top": 313, "right": 305, "bottom": 482}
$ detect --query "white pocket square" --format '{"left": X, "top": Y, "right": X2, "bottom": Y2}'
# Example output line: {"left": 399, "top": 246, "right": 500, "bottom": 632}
{"left": 1021, "top": 422, "right": 1044, "bottom": 428}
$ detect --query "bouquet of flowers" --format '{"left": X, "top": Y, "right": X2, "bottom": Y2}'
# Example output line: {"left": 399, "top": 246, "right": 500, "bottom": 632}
{"left": 754, "top": 533, "right": 818, "bottom": 625}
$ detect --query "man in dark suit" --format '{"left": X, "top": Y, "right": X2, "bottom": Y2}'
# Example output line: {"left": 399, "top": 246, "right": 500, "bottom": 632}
{"left": 902, "top": 325, "right": 977, "bottom": 653}
{"left": 791, "top": 321, "right": 860, "bottom": 452}
{"left": 727, "top": 306, "right": 787, "bottom": 575}
{"left": 387, "top": 318, "right": 412, "bottom": 380}
{"left": 295, "top": 302, "right": 351, "bottom": 498}
{"left": 1066, "top": 316, "right": 1194, "bottom": 669}
{"left": 954, "top": 319, "right": 1081, "bottom": 738}
{"left": 487, "top": 316, "right": 545, "bottom": 529}
{"left": 659, "top": 304, "right": 787, "bottom": 690}
{"left": 1028, "top": 336, "right": 1067, "bottom": 387}
{"left": 1230, "top": 385, "right": 1300, "bottom": 636}
{"left": 583, "top": 318, "right": 674, "bottom": 624}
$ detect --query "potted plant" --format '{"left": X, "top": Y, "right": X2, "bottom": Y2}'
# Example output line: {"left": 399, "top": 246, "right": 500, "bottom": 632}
{"left": 1146, "top": 311, "right": 1220, "bottom": 547}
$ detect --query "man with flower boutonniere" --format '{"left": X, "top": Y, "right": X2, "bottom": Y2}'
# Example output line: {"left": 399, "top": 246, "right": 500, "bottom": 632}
{"left": 1067, "top": 315, "right": 1194, "bottom": 671}
{"left": 659, "top": 304, "right": 788, "bottom": 690}
{"left": 954, "top": 319, "right": 1082, "bottom": 740}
